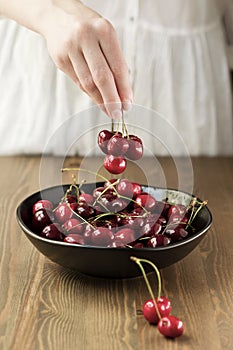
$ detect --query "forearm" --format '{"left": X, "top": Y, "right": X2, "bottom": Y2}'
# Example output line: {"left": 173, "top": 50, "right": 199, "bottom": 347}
{"left": 0, "top": 0, "right": 83, "bottom": 35}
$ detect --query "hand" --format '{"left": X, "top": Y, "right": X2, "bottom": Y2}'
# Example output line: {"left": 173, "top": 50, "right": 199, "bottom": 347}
{"left": 40, "top": 0, "right": 132, "bottom": 118}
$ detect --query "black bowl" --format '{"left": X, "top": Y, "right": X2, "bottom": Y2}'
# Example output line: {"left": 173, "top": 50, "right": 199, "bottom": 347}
{"left": 16, "top": 183, "right": 212, "bottom": 279}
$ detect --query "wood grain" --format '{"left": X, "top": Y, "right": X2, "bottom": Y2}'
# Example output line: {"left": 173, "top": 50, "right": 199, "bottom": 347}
{"left": 0, "top": 156, "right": 232, "bottom": 350}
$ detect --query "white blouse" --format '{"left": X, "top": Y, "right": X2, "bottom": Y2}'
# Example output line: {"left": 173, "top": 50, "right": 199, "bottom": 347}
{"left": 0, "top": 0, "right": 232, "bottom": 156}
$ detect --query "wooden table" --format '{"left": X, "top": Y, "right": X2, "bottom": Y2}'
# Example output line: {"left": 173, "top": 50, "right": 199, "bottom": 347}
{"left": 0, "top": 156, "right": 232, "bottom": 350}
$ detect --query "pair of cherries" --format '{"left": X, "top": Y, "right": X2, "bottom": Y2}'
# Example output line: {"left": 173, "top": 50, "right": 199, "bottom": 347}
{"left": 98, "top": 129, "right": 143, "bottom": 174}
{"left": 131, "top": 256, "right": 184, "bottom": 339}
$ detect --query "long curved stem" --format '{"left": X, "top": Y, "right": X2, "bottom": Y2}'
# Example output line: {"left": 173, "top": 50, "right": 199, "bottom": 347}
{"left": 130, "top": 256, "right": 162, "bottom": 319}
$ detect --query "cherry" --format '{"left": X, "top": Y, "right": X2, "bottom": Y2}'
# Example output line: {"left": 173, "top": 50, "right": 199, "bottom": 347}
{"left": 41, "top": 223, "right": 63, "bottom": 241}
{"left": 64, "top": 233, "right": 85, "bottom": 245}
{"left": 65, "top": 194, "right": 77, "bottom": 204}
{"left": 147, "top": 234, "right": 171, "bottom": 247}
{"left": 143, "top": 297, "right": 172, "bottom": 324}
{"left": 131, "top": 182, "right": 142, "bottom": 198}
{"left": 93, "top": 186, "right": 105, "bottom": 198}
{"left": 79, "top": 193, "right": 95, "bottom": 206}
{"left": 114, "top": 228, "right": 135, "bottom": 246}
{"left": 97, "top": 129, "right": 114, "bottom": 154}
{"left": 32, "top": 200, "right": 54, "bottom": 215}
{"left": 103, "top": 178, "right": 118, "bottom": 188}
{"left": 167, "top": 204, "right": 186, "bottom": 219}
{"left": 91, "top": 227, "right": 114, "bottom": 246}
{"left": 76, "top": 202, "right": 96, "bottom": 218}
{"left": 108, "top": 198, "right": 128, "bottom": 213}
{"left": 104, "top": 154, "right": 127, "bottom": 174}
{"left": 83, "top": 224, "right": 95, "bottom": 244}
{"left": 158, "top": 315, "right": 184, "bottom": 338}
{"left": 55, "top": 203, "right": 73, "bottom": 224}
{"left": 32, "top": 209, "right": 53, "bottom": 232}
{"left": 107, "top": 134, "right": 129, "bottom": 156}
{"left": 63, "top": 218, "right": 83, "bottom": 235}
{"left": 125, "top": 135, "right": 143, "bottom": 160}
{"left": 165, "top": 226, "right": 188, "bottom": 242}
{"left": 131, "top": 242, "right": 144, "bottom": 248}
{"left": 116, "top": 179, "right": 134, "bottom": 198}
{"left": 135, "top": 193, "right": 157, "bottom": 211}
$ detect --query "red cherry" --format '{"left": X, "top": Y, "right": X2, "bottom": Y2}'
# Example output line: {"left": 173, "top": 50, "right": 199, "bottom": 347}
{"left": 76, "top": 202, "right": 96, "bottom": 218}
{"left": 91, "top": 227, "right": 114, "bottom": 246}
{"left": 32, "top": 200, "right": 54, "bottom": 214}
{"left": 98, "top": 129, "right": 114, "bottom": 154}
{"left": 107, "top": 134, "right": 129, "bottom": 156}
{"left": 143, "top": 297, "right": 172, "bottom": 324}
{"left": 116, "top": 179, "right": 134, "bottom": 198}
{"left": 63, "top": 218, "right": 83, "bottom": 234}
{"left": 167, "top": 204, "right": 186, "bottom": 219}
{"left": 158, "top": 315, "right": 184, "bottom": 338}
{"left": 135, "top": 193, "right": 157, "bottom": 211}
{"left": 55, "top": 203, "right": 73, "bottom": 224}
{"left": 103, "top": 178, "right": 118, "bottom": 188}
{"left": 131, "top": 182, "right": 142, "bottom": 198}
{"left": 114, "top": 228, "right": 135, "bottom": 246}
{"left": 108, "top": 198, "right": 128, "bottom": 213}
{"left": 79, "top": 193, "right": 95, "bottom": 206}
{"left": 104, "top": 154, "right": 127, "bottom": 174}
{"left": 64, "top": 233, "right": 85, "bottom": 245}
{"left": 125, "top": 135, "right": 143, "bottom": 160}
{"left": 147, "top": 234, "right": 171, "bottom": 247}
{"left": 41, "top": 223, "right": 63, "bottom": 241}
{"left": 165, "top": 226, "right": 188, "bottom": 242}
{"left": 32, "top": 209, "right": 53, "bottom": 232}
{"left": 65, "top": 195, "right": 77, "bottom": 204}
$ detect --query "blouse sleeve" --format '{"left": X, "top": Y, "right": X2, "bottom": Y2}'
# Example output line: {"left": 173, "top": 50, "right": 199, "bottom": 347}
{"left": 222, "top": 0, "right": 233, "bottom": 69}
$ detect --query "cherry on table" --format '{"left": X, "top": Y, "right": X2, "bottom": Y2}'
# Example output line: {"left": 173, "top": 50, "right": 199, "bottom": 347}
{"left": 143, "top": 297, "right": 172, "bottom": 324}
{"left": 158, "top": 315, "right": 184, "bottom": 338}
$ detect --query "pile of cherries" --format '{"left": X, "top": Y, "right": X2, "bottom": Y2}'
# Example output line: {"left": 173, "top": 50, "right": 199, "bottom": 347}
{"left": 131, "top": 256, "right": 184, "bottom": 338}
{"left": 98, "top": 125, "right": 143, "bottom": 174}
{"left": 31, "top": 178, "right": 202, "bottom": 248}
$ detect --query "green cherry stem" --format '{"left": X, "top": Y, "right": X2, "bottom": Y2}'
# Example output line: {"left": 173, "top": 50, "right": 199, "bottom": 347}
{"left": 130, "top": 256, "right": 162, "bottom": 320}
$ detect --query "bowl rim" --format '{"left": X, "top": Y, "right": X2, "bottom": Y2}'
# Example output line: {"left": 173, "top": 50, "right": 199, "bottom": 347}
{"left": 16, "top": 184, "right": 212, "bottom": 251}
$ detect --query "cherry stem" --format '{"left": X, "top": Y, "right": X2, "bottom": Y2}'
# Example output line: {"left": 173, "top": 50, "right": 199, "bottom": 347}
{"left": 67, "top": 203, "right": 95, "bottom": 229}
{"left": 187, "top": 199, "right": 207, "bottom": 226}
{"left": 130, "top": 256, "right": 162, "bottom": 320}
{"left": 111, "top": 119, "right": 114, "bottom": 133}
{"left": 93, "top": 179, "right": 119, "bottom": 206}
{"left": 121, "top": 110, "right": 129, "bottom": 138}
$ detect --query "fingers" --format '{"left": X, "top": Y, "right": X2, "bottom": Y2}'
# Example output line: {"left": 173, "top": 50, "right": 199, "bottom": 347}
{"left": 98, "top": 25, "right": 133, "bottom": 110}
{"left": 80, "top": 41, "right": 123, "bottom": 118}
